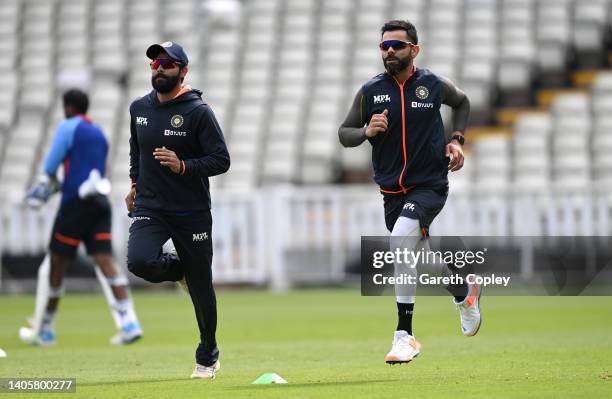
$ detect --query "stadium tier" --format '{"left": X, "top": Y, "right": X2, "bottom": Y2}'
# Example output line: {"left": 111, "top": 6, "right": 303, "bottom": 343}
{"left": 2, "top": 0, "right": 612, "bottom": 201}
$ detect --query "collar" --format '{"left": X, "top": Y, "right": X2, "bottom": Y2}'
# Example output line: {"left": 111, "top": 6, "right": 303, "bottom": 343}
{"left": 172, "top": 84, "right": 192, "bottom": 99}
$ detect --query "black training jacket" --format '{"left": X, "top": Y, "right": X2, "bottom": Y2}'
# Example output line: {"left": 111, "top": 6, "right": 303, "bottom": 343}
{"left": 339, "top": 68, "right": 470, "bottom": 194}
{"left": 129, "top": 89, "right": 230, "bottom": 212}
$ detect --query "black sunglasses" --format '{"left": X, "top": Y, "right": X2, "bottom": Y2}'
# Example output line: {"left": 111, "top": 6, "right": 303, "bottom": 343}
{"left": 379, "top": 39, "right": 415, "bottom": 51}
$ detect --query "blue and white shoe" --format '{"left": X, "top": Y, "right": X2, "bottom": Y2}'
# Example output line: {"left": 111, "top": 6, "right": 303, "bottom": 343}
{"left": 110, "top": 322, "right": 143, "bottom": 345}
{"left": 18, "top": 326, "right": 56, "bottom": 346}
{"left": 454, "top": 276, "right": 483, "bottom": 336}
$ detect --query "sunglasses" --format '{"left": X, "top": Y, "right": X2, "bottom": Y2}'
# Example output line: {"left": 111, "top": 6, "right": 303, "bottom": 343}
{"left": 379, "top": 40, "right": 415, "bottom": 51}
{"left": 150, "top": 58, "right": 182, "bottom": 70}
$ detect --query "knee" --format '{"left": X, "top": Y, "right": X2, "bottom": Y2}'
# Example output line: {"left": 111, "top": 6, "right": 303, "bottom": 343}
{"left": 391, "top": 216, "right": 421, "bottom": 238}
{"left": 126, "top": 255, "right": 154, "bottom": 280}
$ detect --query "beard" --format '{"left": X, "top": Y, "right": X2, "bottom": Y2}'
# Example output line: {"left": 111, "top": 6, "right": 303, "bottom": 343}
{"left": 151, "top": 73, "right": 181, "bottom": 94}
{"left": 383, "top": 54, "right": 412, "bottom": 75}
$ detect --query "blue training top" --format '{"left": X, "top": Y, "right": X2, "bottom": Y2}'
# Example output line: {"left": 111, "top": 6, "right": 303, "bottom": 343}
{"left": 44, "top": 115, "right": 108, "bottom": 203}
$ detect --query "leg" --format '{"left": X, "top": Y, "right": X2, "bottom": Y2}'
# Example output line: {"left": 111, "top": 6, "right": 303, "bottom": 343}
{"left": 168, "top": 211, "right": 219, "bottom": 369}
{"left": 397, "top": 188, "right": 468, "bottom": 300}
{"left": 127, "top": 213, "right": 182, "bottom": 283}
{"left": 93, "top": 267, "right": 121, "bottom": 328}
{"left": 18, "top": 253, "right": 67, "bottom": 346}
{"left": 31, "top": 255, "right": 51, "bottom": 333}
{"left": 385, "top": 216, "right": 422, "bottom": 364}
{"left": 85, "top": 196, "right": 142, "bottom": 343}
{"left": 24, "top": 204, "right": 83, "bottom": 345}
{"left": 93, "top": 253, "right": 128, "bottom": 300}
{"left": 94, "top": 255, "right": 144, "bottom": 344}
{"left": 35, "top": 252, "right": 69, "bottom": 345}
{"left": 397, "top": 188, "right": 481, "bottom": 337}
{"left": 46, "top": 252, "right": 68, "bottom": 312}
{"left": 390, "top": 216, "right": 420, "bottom": 333}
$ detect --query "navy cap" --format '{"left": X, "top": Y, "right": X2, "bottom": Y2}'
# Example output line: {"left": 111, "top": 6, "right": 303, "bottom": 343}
{"left": 146, "top": 41, "right": 189, "bottom": 66}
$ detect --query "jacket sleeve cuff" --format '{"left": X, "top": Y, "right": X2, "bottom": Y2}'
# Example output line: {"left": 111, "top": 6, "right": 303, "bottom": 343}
{"left": 181, "top": 160, "right": 188, "bottom": 176}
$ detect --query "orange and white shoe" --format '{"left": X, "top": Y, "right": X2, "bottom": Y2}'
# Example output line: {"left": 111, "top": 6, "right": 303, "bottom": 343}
{"left": 385, "top": 331, "right": 421, "bottom": 364}
{"left": 454, "top": 276, "right": 483, "bottom": 336}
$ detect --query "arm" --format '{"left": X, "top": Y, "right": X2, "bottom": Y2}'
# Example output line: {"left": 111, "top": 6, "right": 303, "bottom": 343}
{"left": 128, "top": 111, "right": 139, "bottom": 184}
{"left": 184, "top": 106, "right": 230, "bottom": 177}
{"left": 439, "top": 76, "right": 470, "bottom": 172}
{"left": 126, "top": 111, "right": 138, "bottom": 212}
{"left": 44, "top": 121, "right": 74, "bottom": 177}
{"left": 26, "top": 121, "right": 71, "bottom": 207}
{"left": 338, "top": 88, "right": 368, "bottom": 147}
{"left": 439, "top": 75, "right": 470, "bottom": 139}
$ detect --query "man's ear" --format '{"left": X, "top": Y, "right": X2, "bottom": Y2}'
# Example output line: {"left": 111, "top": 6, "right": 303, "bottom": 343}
{"left": 411, "top": 45, "right": 421, "bottom": 59}
{"left": 180, "top": 65, "right": 189, "bottom": 79}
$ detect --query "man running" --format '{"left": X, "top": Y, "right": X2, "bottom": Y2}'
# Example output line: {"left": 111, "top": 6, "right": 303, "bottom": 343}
{"left": 125, "top": 41, "right": 230, "bottom": 379}
{"left": 23, "top": 89, "right": 142, "bottom": 346}
{"left": 338, "top": 20, "right": 481, "bottom": 364}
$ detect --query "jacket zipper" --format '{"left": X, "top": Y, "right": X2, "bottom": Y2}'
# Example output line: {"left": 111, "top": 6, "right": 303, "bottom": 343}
{"left": 396, "top": 79, "right": 408, "bottom": 193}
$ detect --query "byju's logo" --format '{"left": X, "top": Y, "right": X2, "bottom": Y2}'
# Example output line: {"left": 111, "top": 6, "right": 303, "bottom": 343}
{"left": 136, "top": 117, "right": 148, "bottom": 126}
{"left": 373, "top": 94, "right": 391, "bottom": 104}
{"left": 164, "top": 129, "right": 186, "bottom": 136}
{"left": 193, "top": 232, "right": 209, "bottom": 242}
{"left": 411, "top": 102, "right": 434, "bottom": 109}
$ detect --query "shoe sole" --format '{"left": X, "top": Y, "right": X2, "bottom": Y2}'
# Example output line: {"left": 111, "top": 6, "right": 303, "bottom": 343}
{"left": 122, "top": 333, "right": 143, "bottom": 345}
{"left": 385, "top": 352, "right": 420, "bottom": 365}
{"left": 465, "top": 284, "right": 483, "bottom": 337}
{"left": 111, "top": 333, "right": 143, "bottom": 345}
{"left": 123, "top": 334, "right": 143, "bottom": 345}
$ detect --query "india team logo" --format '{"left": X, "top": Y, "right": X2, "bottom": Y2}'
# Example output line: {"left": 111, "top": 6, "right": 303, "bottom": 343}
{"left": 416, "top": 86, "right": 429, "bottom": 100}
{"left": 171, "top": 114, "right": 184, "bottom": 128}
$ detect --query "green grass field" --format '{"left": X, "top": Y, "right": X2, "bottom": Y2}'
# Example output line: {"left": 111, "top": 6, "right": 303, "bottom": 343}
{"left": 0, "top": 289, "right": 611, "bottom": 399}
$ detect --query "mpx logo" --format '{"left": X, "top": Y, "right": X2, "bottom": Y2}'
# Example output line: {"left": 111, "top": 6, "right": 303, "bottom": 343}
{"left": 373, "top": 94, "right": 391, "bottom": 104}
{"left": 403, "top": 202, "right": 415, "bottom": 211}
{"left": 136, "top": 117, "right": 148, "bottom": 126}
{"left": 193, "top": 232, "right": 209, "bottom": 242}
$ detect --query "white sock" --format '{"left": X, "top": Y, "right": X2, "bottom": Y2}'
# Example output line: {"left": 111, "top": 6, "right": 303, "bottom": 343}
{"left": 114, "top": 298, "right": 139, "bottom": 327}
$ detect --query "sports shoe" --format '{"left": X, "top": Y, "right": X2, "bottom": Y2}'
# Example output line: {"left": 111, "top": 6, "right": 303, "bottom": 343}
{"left": 454, "top": 276, "right": 483, "bottom": 336}
{"left": 385, "top": 330, "right": 421, "bottom": 364}
{"left": 110, "top": 321, "right": 143, "bottom": 345}
{"left": 190, "top": 361, "right": 220, "bottom": 379}
{"left": 18, "top": 326, "right": 56, "bottom": 346}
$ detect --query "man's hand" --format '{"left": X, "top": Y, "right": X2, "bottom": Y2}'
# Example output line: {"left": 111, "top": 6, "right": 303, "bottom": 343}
{"left": 445, "top": 139, "right": 464, "bottom": 172}
{"left": 24, "top": 175, "right": 60, "bottom": 208}
{"left": 125, "top": 186, "right": 136, "bottom": 212}
{"left": 153, "top": 146, "right": 181, "bottom": 173}
{"left": 365, "top": 109, "right": 388, "bottom": 138}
